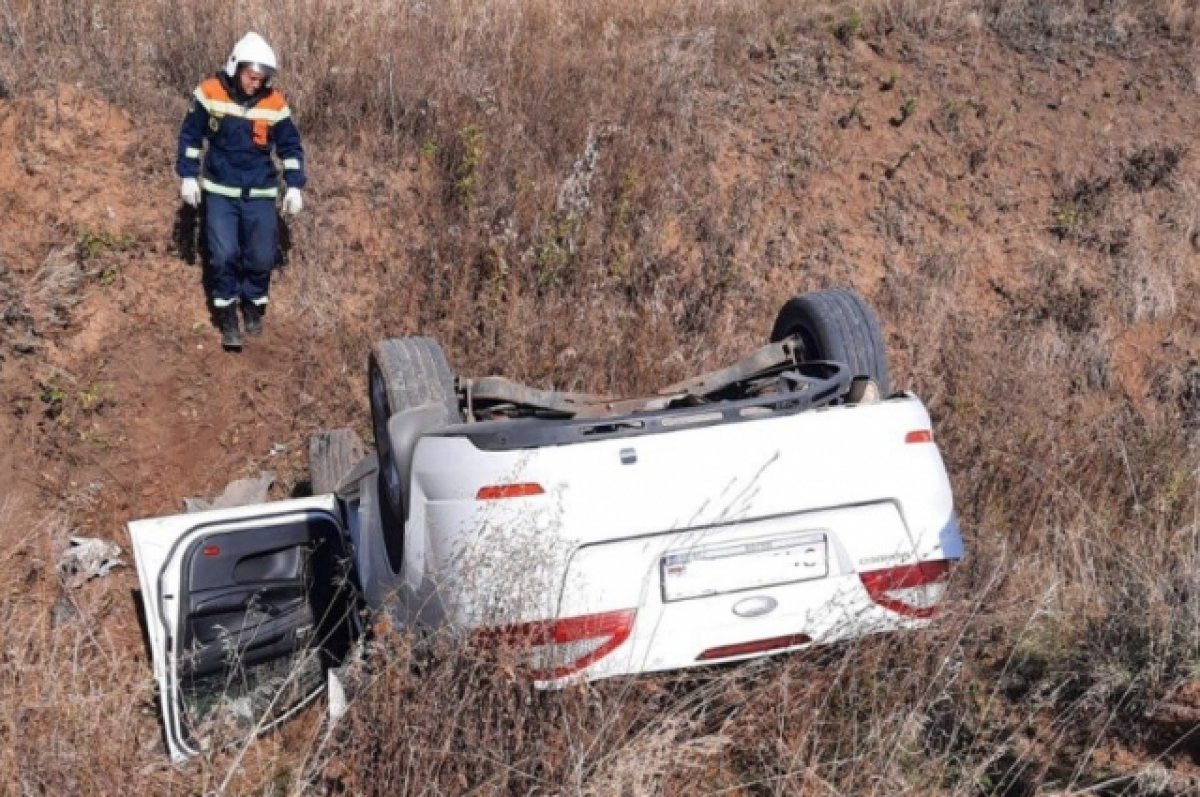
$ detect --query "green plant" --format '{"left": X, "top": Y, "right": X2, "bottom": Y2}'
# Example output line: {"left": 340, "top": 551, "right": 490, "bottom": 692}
{"left": 831, "top": 10, "right": 863, "bottom": 45}
{"left": 606, "top": 171, "right": 640, "bottom": 281}
{"left": 77, "top": 383, "right": 111, "bottom": 412}
{"left": 76, "top": 229, "right": 134, "bottom": 260}
{"left": 613, "top": 169, "right": 639, "bottom": 232}
{"left": 98, "top": 265, "right": 119, "bottom": 286}
{"left": 532, "top": 221, "right": 574, "bottom": 289}
{"left": 1052, "top": 203, "right": 1080, "bottom": 236}
{"left": 890, "top": 96, "right": 918, "bottom": 126}
{"left": 454, "top": 123, "right": 485, "bottom": 206}
{"left": 38, "top": 383, "right": 65, "bottom": 408}
{"left": 37, "top": 382, "right": 67, "bottom": 424}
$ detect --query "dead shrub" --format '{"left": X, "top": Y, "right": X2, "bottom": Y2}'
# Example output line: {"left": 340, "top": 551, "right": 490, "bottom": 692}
{"left": 1123, "top": 144, "right": 1184, "bottom": 192}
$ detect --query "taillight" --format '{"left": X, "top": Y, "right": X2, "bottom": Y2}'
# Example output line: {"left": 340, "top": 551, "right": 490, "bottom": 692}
{"left": 859, "top": 560, "right": 951, "bottom": 618}
{"left": 476, "top": 608, "right": 636, "bottom": 680}
{"left": 905, "top": 429, "right": 933, "bottom": 444}
{"left": 476, "top": 482, "right": 545, "bottom": 500}
{"left": 696, "top": 633, "right": 812, "bottom": 662}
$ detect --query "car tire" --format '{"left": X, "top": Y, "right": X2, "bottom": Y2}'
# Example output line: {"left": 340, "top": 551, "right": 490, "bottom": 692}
{"left": 769, "top": 288, "right": 891, "bottom": 395}
{"left": 368, "top": 337, "right": 459, "bottom": 526}
{"left": 309, "top": 428, "right": 366, "bottom": 495}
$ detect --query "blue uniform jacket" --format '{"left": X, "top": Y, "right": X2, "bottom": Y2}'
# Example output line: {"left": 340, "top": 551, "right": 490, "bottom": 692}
{"left": 176, "top": 72, "right": 306, "bottom": 198}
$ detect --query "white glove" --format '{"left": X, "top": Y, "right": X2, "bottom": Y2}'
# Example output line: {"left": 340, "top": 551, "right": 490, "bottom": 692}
{"left": 282, "top": 187, "right": 304, "bottom": 215}
{"left": 180, "top": 178, "right": 201, "bottom": 208}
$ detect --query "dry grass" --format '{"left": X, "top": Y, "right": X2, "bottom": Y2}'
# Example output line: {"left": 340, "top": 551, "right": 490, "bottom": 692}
{"left": 0, "top": 1, "right": 1197, "bottom": 795}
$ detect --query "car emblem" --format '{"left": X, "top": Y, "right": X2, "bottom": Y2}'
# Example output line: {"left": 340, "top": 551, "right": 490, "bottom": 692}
{"left": 732, "top": 595, "right": 778, "bottom": 618}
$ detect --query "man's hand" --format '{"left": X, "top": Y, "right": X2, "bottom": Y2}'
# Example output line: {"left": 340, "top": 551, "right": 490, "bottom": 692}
{"left": 282, "top": 187, "right": 303, "bottom": 216}
{"left": 180, "top": 178, "right": 201, "bottom": 208}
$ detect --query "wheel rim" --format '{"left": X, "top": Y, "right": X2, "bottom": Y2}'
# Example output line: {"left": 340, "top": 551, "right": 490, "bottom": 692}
{"left": 784, "top": 325, "right": 820, "bottom": 362}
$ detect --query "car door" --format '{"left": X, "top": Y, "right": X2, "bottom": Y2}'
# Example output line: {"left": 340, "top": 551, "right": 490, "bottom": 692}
{"left": 129, "top": 495, "right": 360, "bottom": 762}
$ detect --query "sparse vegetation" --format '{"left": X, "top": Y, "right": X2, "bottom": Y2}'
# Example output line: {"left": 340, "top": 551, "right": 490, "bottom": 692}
{"left": 452, "top": 122, "right": 485, "bottom": 208}
{"left": 77, "top": 229, "right": 136, "bottom": 261}
{"left": 832, "top": 10, "right": 864, "bottom": 45}
{"left": 0, "top": 0, "right": 1197, "bottom": 795}
{"left": 890, "top": 95, "right": 918, "bottom": 126}
{"left": 38, "top": 382, "right": 66, "bottom": 416}
{"left": 884, "top": 145, "right": 918, "bottom": 179}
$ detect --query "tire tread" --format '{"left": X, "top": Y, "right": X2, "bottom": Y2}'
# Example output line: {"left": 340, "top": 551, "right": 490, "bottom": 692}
{"left": 769, "top": 288, "right": 891, "bottom": 394}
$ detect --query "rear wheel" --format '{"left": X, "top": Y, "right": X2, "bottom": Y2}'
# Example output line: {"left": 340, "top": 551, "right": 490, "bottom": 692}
{"left": 769, "top": 288, "right": 891, "bottom": 395}
{"left": 368, "top": 337, "right": 459, "bottom": 528}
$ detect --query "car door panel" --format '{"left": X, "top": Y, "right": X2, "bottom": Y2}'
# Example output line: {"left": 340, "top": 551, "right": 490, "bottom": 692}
{"left": 129, "top": 496, "right": 360, "bottom": 761}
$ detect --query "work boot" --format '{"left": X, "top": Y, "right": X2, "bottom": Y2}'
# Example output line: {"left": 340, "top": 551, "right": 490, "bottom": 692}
{"left": 241, "top": 300, "right": 264, "bottom": 338}
{"left": 218, "top": 305, "right": 242, "bottom": 351}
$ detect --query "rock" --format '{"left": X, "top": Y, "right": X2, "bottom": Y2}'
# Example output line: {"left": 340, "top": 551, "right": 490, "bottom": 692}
{"left": 184, "top": 471, "right": 275, "bottom": 513}
{"left": 57, "top": 536, "right": 124, "bottom": 587}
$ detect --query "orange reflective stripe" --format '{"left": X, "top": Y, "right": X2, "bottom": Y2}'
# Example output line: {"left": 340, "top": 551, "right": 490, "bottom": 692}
{"left": 255, "top": 90, "right": 288, "bottom": 112}
{"left": 251, "top": 90, "right": 283, "bottom": 146}
{"left": 198, "top": 77, "right": 231, "bottom": 103}
{"left": 194, "top": 82, "right": 289, "bottom": 124}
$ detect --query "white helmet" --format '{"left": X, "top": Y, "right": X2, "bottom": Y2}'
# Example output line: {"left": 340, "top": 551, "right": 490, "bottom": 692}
{"left": 224, "top": 32, "right": 278, "bottom": 82}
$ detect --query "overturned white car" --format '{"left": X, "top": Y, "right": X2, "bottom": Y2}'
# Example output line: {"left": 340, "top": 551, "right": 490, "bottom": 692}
{"left": 130, "top": 288, "right": 964, "bottom": 760}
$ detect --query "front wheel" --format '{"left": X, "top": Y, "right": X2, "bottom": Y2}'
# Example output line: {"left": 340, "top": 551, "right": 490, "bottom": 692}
{"left": 769, "top": 288, "right": 891, "bottom": 395}
{"left": 367, "top": 337, "right": 459, "bottom": 534}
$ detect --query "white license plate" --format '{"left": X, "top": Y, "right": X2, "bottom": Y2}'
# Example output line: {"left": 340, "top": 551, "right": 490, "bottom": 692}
{"left": 661, "top": 532, "right": 828, "bottom": 602}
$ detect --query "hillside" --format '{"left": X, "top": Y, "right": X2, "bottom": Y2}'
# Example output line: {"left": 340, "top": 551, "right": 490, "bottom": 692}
{"left": 0, "top": 2, "right": 1197, "bottom": 794}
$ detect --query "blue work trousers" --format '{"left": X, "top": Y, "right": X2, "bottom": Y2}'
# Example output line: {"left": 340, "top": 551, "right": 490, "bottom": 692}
{"left": 205, "top": 193, "right": 277, "bottom": 305}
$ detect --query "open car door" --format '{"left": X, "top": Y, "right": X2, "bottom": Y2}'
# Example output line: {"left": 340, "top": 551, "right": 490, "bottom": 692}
{"left": 129, "top": 495, "right": 359, "bottom": 762}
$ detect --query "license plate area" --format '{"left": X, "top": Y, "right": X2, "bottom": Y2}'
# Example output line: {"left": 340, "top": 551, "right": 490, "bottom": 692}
{"left": 661, "top": 532, "right": 828, "bottom": 602}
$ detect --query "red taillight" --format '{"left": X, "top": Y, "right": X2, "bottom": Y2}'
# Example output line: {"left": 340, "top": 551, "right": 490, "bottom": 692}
{"left": 696, "top": 633, "right": 812, "bottom": 662}
{"left": 476, "top": 482, "right": 545, "bottom": 500}
{"left": 859, "top": 560, "right": 952, "bottom": 618}
{"left": 476, "top": 608, "right": 636, "bottom": 680}
{"left": 905, "top": 429, "right": 933, "bottom": 444}
{"left": 202, "top": 545, "right": 220, "bottom": 557}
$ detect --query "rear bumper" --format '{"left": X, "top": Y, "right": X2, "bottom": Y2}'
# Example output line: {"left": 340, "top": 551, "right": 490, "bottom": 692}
{"left": 542, "top": 502, "right": 957, "bottom": 683}
{"left": 536, "top": 571, "right": 943, "bottom": 686}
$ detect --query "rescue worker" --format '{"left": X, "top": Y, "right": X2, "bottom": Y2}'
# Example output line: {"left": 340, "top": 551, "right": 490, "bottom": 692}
{"left": 176, "top": 32, "right": 306, "bottom": 350}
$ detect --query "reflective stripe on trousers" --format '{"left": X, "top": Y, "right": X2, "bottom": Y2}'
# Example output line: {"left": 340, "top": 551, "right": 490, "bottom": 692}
{"left": 201, "top": 178, "right": 278, "bottom": 199}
